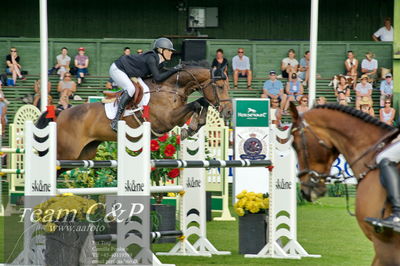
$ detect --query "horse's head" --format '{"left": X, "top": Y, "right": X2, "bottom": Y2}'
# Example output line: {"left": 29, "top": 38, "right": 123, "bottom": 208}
{"left": 289, "top": 102, "right": 339, "bottom": 202}
{"left": 203, "top": 67, "right": 231, "bottom": 120}
{"left": 182, "top": 62, "right": 232, "bottom": 120}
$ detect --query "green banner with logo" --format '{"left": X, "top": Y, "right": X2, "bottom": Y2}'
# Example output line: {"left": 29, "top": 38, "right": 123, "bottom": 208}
{"left": 234, "top": 99, "right": 270, "bottom": 127}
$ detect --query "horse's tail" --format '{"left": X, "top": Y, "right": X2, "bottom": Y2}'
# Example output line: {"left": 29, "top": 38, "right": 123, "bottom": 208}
{"left": 35, "top": 109, "right": 62, "bottom": 129}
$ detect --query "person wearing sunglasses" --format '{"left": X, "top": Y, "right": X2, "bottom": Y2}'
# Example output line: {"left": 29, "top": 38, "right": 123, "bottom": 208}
{"left": 283, "top": 73, "right": 303, "bottom": 113}
{"left": 57, "top": 73, "right": 77, "bottom": 100}
{"left": 261, "top": 70, "right": 287, "bottom": 112}
{"left": 380, "top": 73, "right": 393, "bottom": 108}
{"left": 270, "top": 99, "right": 282, "bottom": 127}
{"left": 379, "top": 98, "right": 395, "bottom": 126}
{"left": 296, "top": 95, "right": 309, "bottom": 115}
{"left": 232, "top": 48, "right": 252, "bottom": 89}
{"left": 5, "top": 47, "right": 25, "bottom": 85}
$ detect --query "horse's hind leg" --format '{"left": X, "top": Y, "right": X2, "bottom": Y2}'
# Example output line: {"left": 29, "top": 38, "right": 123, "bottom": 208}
{"left": 77, "top": 141, "right": 103, "bottom": 160}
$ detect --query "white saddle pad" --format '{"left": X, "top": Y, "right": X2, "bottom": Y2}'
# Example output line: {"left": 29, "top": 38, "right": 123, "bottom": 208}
{"left": 105, "top": 77, "right": 150, "bottom": 119}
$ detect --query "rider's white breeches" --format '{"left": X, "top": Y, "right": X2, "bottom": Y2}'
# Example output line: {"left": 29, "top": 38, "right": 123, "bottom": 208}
{"left": 109, "top": 63, "right": 135, "bottom": 97}
{"left": 376, "top": 140, "right": 400, "bottom": 164}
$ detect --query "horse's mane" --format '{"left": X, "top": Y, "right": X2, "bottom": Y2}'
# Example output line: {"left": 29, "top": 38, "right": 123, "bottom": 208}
{"left": 182, "top": 60, "right": 210, "bottom": 69}
{"left": 314, "top": 103, "right": 394, "bottom": 131}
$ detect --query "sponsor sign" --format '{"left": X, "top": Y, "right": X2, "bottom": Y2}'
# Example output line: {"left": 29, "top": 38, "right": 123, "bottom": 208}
{"left": 234, "top": 99, "right": 269, "bottom": 127}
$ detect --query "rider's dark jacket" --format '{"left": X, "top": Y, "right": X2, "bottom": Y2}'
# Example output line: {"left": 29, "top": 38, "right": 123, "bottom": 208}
{"left": 114, "top": 50, "right": 178, "bottom": 82}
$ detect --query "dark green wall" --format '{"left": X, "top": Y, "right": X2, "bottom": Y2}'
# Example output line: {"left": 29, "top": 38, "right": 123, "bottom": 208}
{"left": 0, "top": 0, "right": 393, "bottom": 41}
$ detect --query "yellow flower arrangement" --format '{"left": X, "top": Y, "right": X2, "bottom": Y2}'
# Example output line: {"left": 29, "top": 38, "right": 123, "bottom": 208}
{"left": 234, "top": 190, "right": 269, "bottom": 216}
{"left": 34, "top": 193, "right": 99, "bottom": 232}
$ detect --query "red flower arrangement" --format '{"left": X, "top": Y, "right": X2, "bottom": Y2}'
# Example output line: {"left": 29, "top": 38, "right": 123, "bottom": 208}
{"left": 167, "top": 168, "right": 180, "bottom": 178}
{"left": 151, "top": 140, "right": 159, "bottom": 152}
{"left": 151, "top": 132, "right": 180, "bottom": 185}
{"left": 151, "top": 132, "right": 181, "bottom": 203}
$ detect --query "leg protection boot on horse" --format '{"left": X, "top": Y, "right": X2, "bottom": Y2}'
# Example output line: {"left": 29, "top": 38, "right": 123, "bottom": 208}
{"left": 365, "top": 158, "right": 400, "bottom": 232}
{"left": 110, "top": 91, "right": 132, "bottom": 132}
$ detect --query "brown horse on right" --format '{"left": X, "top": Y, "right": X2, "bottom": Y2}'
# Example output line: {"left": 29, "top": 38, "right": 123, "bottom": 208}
{"left": 289, "top": 103, "right": 400, "bottom": 265}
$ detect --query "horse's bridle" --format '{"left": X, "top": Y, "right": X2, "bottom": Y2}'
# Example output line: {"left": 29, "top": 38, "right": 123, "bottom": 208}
{"left": 292, "top": 118, "right": 339, "bottom": 188}
{"left": 293, "top": 117, "right": 400, "bottom": 186}
{"left": 178, "top": 69, "right": 231, "bottom": 109}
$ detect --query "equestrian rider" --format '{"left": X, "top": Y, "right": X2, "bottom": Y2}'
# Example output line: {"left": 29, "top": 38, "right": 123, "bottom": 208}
{"left": 109, "top": 37, "right": 182, "bottom": 131}
{"left": 367, "top": 141, "right": 400, "bottom": 231}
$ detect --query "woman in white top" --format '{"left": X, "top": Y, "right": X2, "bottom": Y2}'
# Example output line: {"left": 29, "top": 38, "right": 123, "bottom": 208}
{"left": 335, "top": 76, "right": 351, "bottom": 105}
{"left": 344, "top": 51, "right": 358, "bottom": 88}
{"left": 380, "top": 98, "right": 396, "bottom": 126}
{"left": 270, "top": 99, "right": 282, "bottom": 127}
{"left": 280, "top": 49, "right": 298, "bottom": 79}
{"left": 55, "top": 47, "right": 71, "bottom": 80}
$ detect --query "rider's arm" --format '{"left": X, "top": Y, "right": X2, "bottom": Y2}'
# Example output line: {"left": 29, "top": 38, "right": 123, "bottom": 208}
{"left": 146, "top": 55, "right": 178, "bottom": 82}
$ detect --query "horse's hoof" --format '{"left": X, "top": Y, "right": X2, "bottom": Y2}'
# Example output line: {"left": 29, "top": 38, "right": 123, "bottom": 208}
{"left": 181, "top": 129, "right": 189, "bottom": 140}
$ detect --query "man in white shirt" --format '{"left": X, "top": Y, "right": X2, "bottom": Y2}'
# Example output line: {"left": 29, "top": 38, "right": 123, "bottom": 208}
{"left": 372, "top": 17, "right": 394, "bottom": 42}
{"left": 361, "top": 52, "right": 378, "bottom": 82}
{"left": 232, "top": 48, "right": 252, "bottom": 89}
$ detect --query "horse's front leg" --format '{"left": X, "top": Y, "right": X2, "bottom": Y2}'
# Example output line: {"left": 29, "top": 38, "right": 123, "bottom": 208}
{"left": 195, "top": 98, "right": 210, "bottom": 128}
{"left": 184, "top": 103, "right": 209, "bottom": 138}
{"left": 169, "top": 100, "right": 202, "bottom": 139}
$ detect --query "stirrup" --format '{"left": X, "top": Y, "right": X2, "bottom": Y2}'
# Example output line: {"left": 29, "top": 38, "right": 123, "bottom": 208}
{"left": 365, "top": 216, "right": 400, "bottom": 233}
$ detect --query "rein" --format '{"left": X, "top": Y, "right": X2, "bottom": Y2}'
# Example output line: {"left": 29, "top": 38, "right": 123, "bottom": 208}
{"left": 293, "top": 119, "right": 338, "bottom": 188}
{"left": 173, "top": 68, "right": 232, "bottom": 109}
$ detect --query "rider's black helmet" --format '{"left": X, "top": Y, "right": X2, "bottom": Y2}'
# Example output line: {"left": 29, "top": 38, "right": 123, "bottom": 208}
{"left": 153, "top": 38, "right": 175, "bottom": 51}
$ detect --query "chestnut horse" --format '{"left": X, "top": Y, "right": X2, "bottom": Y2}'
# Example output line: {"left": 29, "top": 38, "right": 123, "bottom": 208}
{"left": 289, "top": 103, "right": 400, "bottom": 265}
{"left": 36, "top": 64, "right": 232, "bottom": 160}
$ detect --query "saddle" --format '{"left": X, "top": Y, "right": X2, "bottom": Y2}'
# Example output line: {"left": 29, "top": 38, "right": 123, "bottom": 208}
{"left": 102, "top": 77, "right": 144, "bottom": 107}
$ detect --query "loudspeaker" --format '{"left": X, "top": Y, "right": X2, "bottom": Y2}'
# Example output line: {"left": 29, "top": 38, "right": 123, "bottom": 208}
{"left": 182, "top": 40, "right": 206, "bottom": 61}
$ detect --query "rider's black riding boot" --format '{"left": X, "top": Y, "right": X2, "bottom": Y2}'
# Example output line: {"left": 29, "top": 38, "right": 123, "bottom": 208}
{"left": 366, "top": 158, "right": 400, "bottom": 231}
{"left": 110, "top": 91, "right": 132, "bottom": 132}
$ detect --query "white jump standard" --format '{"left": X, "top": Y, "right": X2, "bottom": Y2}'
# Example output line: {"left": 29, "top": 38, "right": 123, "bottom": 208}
{"left": 19, "top": 120, "right": 273, "bottom": 265}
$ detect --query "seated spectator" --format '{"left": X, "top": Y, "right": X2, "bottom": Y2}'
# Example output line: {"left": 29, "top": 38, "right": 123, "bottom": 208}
{"left": 281, "top": 49, "right": 298, "bottom": 79}
{"left": 335, "top": 76, "right": 351, "bottom": 105}
{"left": 74, "top": 47, "right": 89, "bottom": 86}
{"left": 136, "top": 49, "right": 143, "bottom": 54}
{"left": 355, "top": 74, "right": 373, "bottom": 110}
{"left": 361, "top": 52, "right": 378, "bottom": 83}
{"left": 380, "top": 73, "right": 393, "bottom": 107}
{"left": 55, "top": 47, "right": 71, "bottom": 80}
{"left": 359, "top": 96, "right": 375, "bottom": 117}
{"left": 270, "top": 98, "right": 282, "bottom": 127}
{"left": 123, "top": 47, "right": 131, "bottom": 55}
{"left": 344, "top": 50, "right": 358, "bottom": 88}
{"left": 316, "top": 96, "right": 327, "bottom": 105}
{"left": 298, "top": 51, "right": 310, "bottom": 86}
{"left": 57, "top": 73, "right": 76, "bottom": 99}
{"left": 105, "top": 78, "right": 119, "bottom": 90}
{"left": 372, "top": 17, "right": 394, "bottom": 42}
{"left": 296, "top": 95, "right": 309, "bottom": 115}
{"left": 232, "top": 48, "right": 252, "bottom": 89}
{"left": 261, "top": 70, "right": 287, "bottom": 110}
{"left": 211, "top": 49, "right": 228, "bottom": 80}
{"left": 5, "top": 47, "right": 25, "bottom": 85}
{"left": 0, "top": 91, "right": 7, "bottom": 135}
{"left": 283, "top": 73, "right": 303, "bottom": 112}
{"left": 33, "top": 79, "right": 52, "bottom": 108}
{"left": 380, "top": 97, "right": 395, "bottom": 126}
{"left": 56, "top": 95, "right": 72, "bottom": 111}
